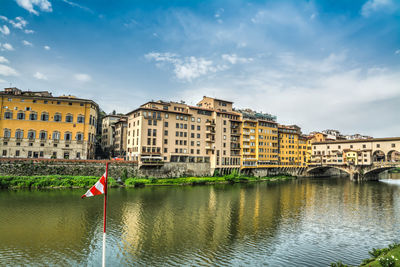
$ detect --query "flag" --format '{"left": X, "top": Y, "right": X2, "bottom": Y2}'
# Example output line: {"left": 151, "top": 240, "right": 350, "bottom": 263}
{"left": 81, "top": 172, "right": 107, "bottom": 198}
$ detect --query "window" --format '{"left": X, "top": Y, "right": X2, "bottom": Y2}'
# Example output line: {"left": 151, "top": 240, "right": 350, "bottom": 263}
{"left": 153, "top": 129, "right": 157, "bottom": 136}
{"left": 197, "top": 125, "right": 200, "bottom": 130}
{"left": 165, "top": 122, "right": 168, "bottom": 127}
{"left": 164, "top": 130, "right": 168, "bottom": 135}
{"left": 52, "top": 131, "right": 60, "bottom": 140}
{"left": 392, "top": 144, "right": 396, "bottom": 148}
{"left": 4, "top": 129, "right": 11, "bottom": 138}
{"left": 54, "top": 113, "right": 62, "bottom": 122}
{"left": 29, "top": 112, "right": 37, "bottom": 120}
{"left": 77, "top": 115, "right": 85, "bottom": 123}
{"left": 197, "top": 118, "right": 201, "bottom": 123}
{"left": 64, "top": 132, "right": 72, "bottom": 141}
{"left": 165, "top": 113, "right": 169, "bottom": 118}
{"left": 76, "top": 133, "right": 83, "bottom": 141}
{"left": 17, "top": 112, "right": 25, "bottom": 120}
{"left": 41, "top": 112, "right": 49, "bottom": 121}
{"left": 4, "top": 111, "right": 12, "bottom": 119}
{"left": 148, "top": 120, "right": 152, "bottom": 125}
{"left": 197, "top": 133, "right": 200, "bottom": 138}
{"left": 40, "top": 131, "right": 47, "bottom": 140}
{"left": 65, "top": 114, "right": 73, "bottom": 123}
{"left": 191, "top": 117, "right": 195, "bottom": 122}
{"left": 148, "top": 129, "right": 152, "bottom": 136}
{"left": 376, "top": 144, "right": 380, "bottom": 148}
{"left": 164, "top": 139, "right": 168, "bottom": 144}
{"left": 28, "top": 130, "right": 36, "bottom": 140}
{"left": 2, "top": 150, "right": 6, "bottom": 156}
{"left": 176, "top": 123, "right": 179, "bottom": 128}
{"left": 15, "top": 150, "right": 20, "bottom": 157}
{"left": 15, "top": 129, "right": 24, "bottom": 139}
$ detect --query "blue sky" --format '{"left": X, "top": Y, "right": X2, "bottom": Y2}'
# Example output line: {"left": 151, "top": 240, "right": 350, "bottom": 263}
{"left": 0, "top": 0, "right": 399, "bottom": 137}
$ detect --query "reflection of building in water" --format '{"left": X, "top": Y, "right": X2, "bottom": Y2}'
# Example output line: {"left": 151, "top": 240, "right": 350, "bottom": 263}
{"left": 119, "top": 184, "right": 295, "bottom": 263}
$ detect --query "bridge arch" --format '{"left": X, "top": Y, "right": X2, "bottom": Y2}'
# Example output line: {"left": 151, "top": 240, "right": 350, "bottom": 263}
{"left": 387, "top": 150, "right": 400, "bottom": 162}
{"left": 372, "top": 150, "right": 386, "bottom": 162}
{"left": 306, "top": 165, "right": 351, "bottom": 177}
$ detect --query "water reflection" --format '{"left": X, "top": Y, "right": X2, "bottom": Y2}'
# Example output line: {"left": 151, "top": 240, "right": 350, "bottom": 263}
{"left": 0, "top": 178, "right": 400, "bottom": 266}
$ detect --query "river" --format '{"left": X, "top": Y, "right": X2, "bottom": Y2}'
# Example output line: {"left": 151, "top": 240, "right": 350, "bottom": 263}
{"left": 1, "top": 175, "right": 400, "bottom": 266}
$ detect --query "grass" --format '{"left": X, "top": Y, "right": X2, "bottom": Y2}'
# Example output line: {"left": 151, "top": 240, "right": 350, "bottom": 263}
{"left": 0, "top": 174, "right": 294, "bottom": 189}
{"left": 0, "top": 175, "right": 117, "bottom": 189}
{"left": 388, "top": 168, "right": 400, "bottom": 174}
{"left": 331, "top": 243, "right": 400, "bottom": 267}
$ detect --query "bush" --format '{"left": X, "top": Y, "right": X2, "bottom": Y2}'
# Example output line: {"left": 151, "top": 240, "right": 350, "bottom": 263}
{"left": 330, "top": 261, "right": 348, "bottom": 267}
{"left": 378, "top": 256, "right": 397, "bottom": 267}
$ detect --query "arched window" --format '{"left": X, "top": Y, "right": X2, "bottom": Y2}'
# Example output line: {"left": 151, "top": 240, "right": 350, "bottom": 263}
{"left": 41, "top": 112, "right": 49, "bottom": 121}
{"left": 15, "top": 129, "right": 24, "bottom": 139}
{"left": 54, "top": 113, "right": 62, "bottom": 122}
{"left": 52, "top": 131, "right": 60, "bottom": 141}
{"left": 4, "top": 111, "right": 12, "bottom": 119}
{"left": 65, "top": 114, "right": 73, "bottom": 123}
{"left": 29, "top": 112, "right": 37, "bottom": 121}
{"left": 39, "top": 130, "right": 47, "bottom": 140}
{"left": 64, "top": 132, "right": 72, "bottom": 141}
{"left": 17, "top": 111, "right": 25, "bottom": 120}
{"left": 76, "top": 132, "right": 83, "bottom": 141}
{"left": 3, "top": 129, "right": 11, "bottom": 138}
{"left": 27, "top": 130, "right": 36, "bottom": 140}
{"left": 77, "top": 115, "right": 85, "bottom": 123}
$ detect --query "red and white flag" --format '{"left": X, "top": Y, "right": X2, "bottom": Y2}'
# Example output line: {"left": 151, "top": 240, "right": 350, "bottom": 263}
{"left": 81, "top": 172, "right": 107, "bottom": 198}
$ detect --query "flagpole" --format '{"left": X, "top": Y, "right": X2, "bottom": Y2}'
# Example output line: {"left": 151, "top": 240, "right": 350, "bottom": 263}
{"left": 102, "top": 162, "right": 108, "bottom": 267}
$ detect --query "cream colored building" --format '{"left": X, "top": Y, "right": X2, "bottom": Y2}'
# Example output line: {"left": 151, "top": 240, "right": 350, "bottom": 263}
{"left": 126, "top": 97, "right": 242, "bottom": 170}
{"left": 113, "top": 117, "right": 127, "bottom": 158}
{"left": 310, "top": 137, "right": 400, "bottom": 166}
{"left": 0, "top": 87, "right": 98, "bottom": 159}
{"left": 101, "top": 114, "right": 124, "bottom": 156}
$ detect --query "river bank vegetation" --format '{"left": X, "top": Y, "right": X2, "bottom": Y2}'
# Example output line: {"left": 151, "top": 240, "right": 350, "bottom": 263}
{"left": 0, "top": 172, "right": 295, "bottom": 189}
{"left": 331, "top": 242, "right": 400, "bottom": 267}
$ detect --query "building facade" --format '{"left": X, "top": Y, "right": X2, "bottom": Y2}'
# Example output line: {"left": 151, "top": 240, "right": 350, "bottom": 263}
{"left": 310, "top": 137, "right": 400, "bottom": 166}
{"left": 0, "top": 87, "right": 98, "bottom": 159}
{"left": 101, "top": 115, "right": 125, "bottom": 157}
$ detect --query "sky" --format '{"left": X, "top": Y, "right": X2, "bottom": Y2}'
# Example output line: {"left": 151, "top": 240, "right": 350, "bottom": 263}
{"left": 0, "top": 0, "right": 399, "bottom": 137}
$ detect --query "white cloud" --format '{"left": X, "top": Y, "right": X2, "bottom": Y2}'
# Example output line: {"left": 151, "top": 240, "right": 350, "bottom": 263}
{"left": 0, "top": 64, "right": 18, "bottom": 76}
{"left": 146, "top": 52, "right": 231, "bottom": 82}
{"left": 0, "top": 25, "right": 10, "bottom": 35}
{"left": 1, "top": 43, "right": 14, "bottom": 51}
{"left": 24, "top": 29, "right": 34, "bottom": 34}
{"left": 395, "top": 50, "right": 400, "bottom": 55}
{"left": 33, "top": 71, "right": 47, "bottom": 80}
{"left": 16, "top": 0, "right": 52, "bottom": 15}
{"left": 361, "top": 0, "right": 392, "bottom": 17}
{"left": 221, "top": 54, "right": 253, "bottom": 64}
{"left": 0, "top": 56, "right": 9, "bottom": 63}
{"left": 74, "top": 73, "right": 92, "bottom": 82}
{"left": 22, "top": 40, "right": 33, "bottom": 46}
{"left": 10, "top": 16, "right": 28, "bottom": 29}
{"left": 44, "top": 45, "right": 50, "bottom": 50}
{"left": 61, "top": 0, "right": 94, "bottom": 13}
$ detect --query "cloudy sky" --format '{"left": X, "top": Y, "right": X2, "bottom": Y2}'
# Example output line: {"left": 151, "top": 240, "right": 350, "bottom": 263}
{"left": 0, "top": 0, "right": 399, "bottom": 137}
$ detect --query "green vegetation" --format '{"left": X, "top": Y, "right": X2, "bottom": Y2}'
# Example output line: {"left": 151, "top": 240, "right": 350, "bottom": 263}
{"left": 331, "top": 243, "right": 400, "bottom": 267}
{"left": 388, "top": 168, "right": 400, "bottom": 174}
{"left": 0, "top": 173, "right": 294, "bottom": 189}
{"left": 0, "top": 175, "right": 117, "bottom": 189}
{"left": 360, "top": 243, "right": 400, "bottom": 267}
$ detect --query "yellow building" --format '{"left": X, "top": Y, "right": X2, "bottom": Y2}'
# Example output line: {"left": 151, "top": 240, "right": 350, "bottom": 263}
{"left": 238, "top": 109, "right": 278, "bottom": 168}
{"left": 278, "top": 125, "right": 302, "bottom": 167}
{"left": 0, "top": 87, "right": 98, "bottom": 159}
{"left": 344, "top": 150, "right": 358, "bottom": 165}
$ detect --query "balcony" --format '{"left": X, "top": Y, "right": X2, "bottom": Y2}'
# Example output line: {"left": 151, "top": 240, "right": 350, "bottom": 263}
{"left": 243, "top": 138, "right": 250, "bottom": 142}
{"left": 205, "top": 145, "right": 215, "bottom": 150}
{"left": 206, "top": 128, "right": 216, "bottom": 134}
{"left": 206, "top": 120, "right": 216, "bottom": 126}
{"left": 231, "top": 131, "right": 241, "bottom": 136}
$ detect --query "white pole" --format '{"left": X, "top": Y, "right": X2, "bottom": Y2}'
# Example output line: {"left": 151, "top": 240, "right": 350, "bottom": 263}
{"left": 102, "top": 232, "right": 106, "bottom": 267}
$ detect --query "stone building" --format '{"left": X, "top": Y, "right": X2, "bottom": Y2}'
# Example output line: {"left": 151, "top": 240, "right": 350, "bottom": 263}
{"left": 100, "top": 114, "right": 125, "bottom": 157}
{"left": 0, "top": 87, "right": 98, "bottom": 159}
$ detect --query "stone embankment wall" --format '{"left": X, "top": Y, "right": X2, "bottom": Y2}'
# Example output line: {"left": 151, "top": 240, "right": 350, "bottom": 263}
{"left": 0, "top": 159, "right": 212, "bottom": 178}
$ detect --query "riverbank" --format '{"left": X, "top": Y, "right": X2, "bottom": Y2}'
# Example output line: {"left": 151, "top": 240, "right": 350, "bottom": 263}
{"left": 332, "top": 243, "right": 400, "bottom": 267}
{"left": 0, "top": 174, "right": 295, "bottom": 189}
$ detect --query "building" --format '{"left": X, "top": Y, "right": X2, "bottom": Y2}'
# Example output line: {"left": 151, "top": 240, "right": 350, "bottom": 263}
{"left": 278, "top": 125, "right": 303, "bottom": 167}
{"left": 0, "top": 87, "right": 98, "bottom": 159}
{"left": 125, "top": 97, "right": 242, "bottom": 171}
{"left": 101, "top": 114, "right": 125, "bottom": 157}
{"left": 310, "top": 137, "right": 400, "bottom": 166}
{"left": 236, "top": 109, "right": 278, "bottom": 168}
{"left": 113, "top": 117, "right": 127, "bottom": 158}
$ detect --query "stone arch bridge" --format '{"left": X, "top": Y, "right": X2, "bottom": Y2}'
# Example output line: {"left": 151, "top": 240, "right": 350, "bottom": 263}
{"left": 306, "top": 162, "right": 400, "bottom": 180}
